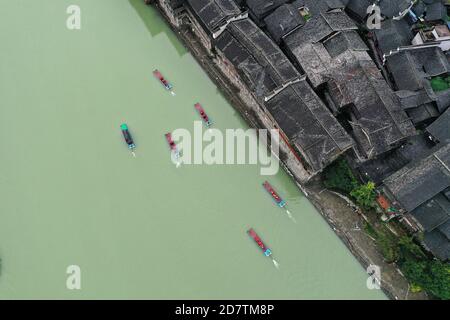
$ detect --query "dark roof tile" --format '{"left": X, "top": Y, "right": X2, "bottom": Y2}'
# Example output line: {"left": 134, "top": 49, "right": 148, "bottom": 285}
{"left": 284, "top": 11, "right": 415, "bottom": 158}
{"left": 374, "top": 19, "right": 412, "bottom": 54}
{"left": 216, "top": 18, "right": 299, "bottom": 98}
{"left": 412, "top": 193, "right": 450, "bottom": 231}
{"left": 406, "top": 103, "right": 440, "bottom": 125}
{"left": 265, "top": 80, "right": 354, "bottom": 171}
{"left": 245, "top": 0, "right": 288, "bottom": 20}
{"left": 264, "top": 4, "right": 305, "bottom": 43}
{"left": 425, "top": 1, "right": 447, "bottom": 22}
{"left": 384, "top": 143, "right": 450, "bottom": 212}
{"left": 186, "top": 0, "right": 241, "bottom": 34}
{"left": 426, "top": 107, "right": 450, "bottom": 144}
{"left": 424, "top": 228, "right": 450, "bottom": 260}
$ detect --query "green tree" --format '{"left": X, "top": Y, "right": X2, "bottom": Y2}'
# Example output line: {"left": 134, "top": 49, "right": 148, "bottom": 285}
{"left": 427, "top": 261, "right": 450, "bottom": 300}
{"left": 377, "top": 233, "right": 399, "bottom": 263}
{"left": 323, "top": 159, "right": 359, "bottom": 194}
{"left": 350, "top": 181, "right": 377, "bottom": 210}
{"left": 431, "top": 76, "right": 450, "bottom": 92}
{"left": 401, "top": 259, "right": 429, "bottom": 287}
{"left": 401, "top": 259, "right": 450, "bottom": 300}
{"left": 397, "top": 236, "right": 450, "bottom": 300}
{"left": 398, "top": 236, "right": 426, "bottom": 260}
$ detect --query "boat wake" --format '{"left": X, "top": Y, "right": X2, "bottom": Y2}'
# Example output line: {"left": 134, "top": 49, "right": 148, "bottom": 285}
{"left": 285, "top": 209, "right": 296, "bottom": 223}
{"left": 272, "top": 258, "right": 280, "bottom": 269}
{"left": 171, "top": 91, "right": 176, "bottom": 96}
{"left": 131, "top": 151, "right": 136, "bottom": 158}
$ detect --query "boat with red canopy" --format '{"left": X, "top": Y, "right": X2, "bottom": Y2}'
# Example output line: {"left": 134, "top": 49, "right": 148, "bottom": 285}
{"left": 153, "top": 69, "right": 174, "bottom": 94}
{"left": 247, "top": 228, "right": 272, "bottom": 257}
{"left": 194, "top": 103, "right": 212, "bottom": 127}
{"left": 263, "top": 181, "right": 286, "bottom": 208}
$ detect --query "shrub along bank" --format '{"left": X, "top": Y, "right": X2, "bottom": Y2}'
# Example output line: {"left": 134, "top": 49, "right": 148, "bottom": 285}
{"left": 323, "top": 158, "right": 450, "bottom": 299}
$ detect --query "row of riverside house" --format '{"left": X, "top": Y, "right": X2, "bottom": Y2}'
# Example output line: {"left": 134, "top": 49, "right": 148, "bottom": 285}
{"left": 152, "top": 0, "right": 449, "bottom": 262}
{"left": 351, "top": 0, "right": 450, "bottom": 262}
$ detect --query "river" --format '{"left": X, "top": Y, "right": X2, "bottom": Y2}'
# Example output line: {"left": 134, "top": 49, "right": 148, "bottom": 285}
{"left": 0, "top": 0, "right": 385, "bottom": 299}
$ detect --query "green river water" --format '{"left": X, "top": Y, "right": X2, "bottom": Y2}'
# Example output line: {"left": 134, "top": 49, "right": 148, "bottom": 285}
{"left": 0, "top": 0, "right": 385, "bottom": 299}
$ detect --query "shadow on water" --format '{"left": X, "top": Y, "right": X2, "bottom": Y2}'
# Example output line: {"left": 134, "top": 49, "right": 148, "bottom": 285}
{"left": 128, "top": 0, "right": 187, "bottom": 57}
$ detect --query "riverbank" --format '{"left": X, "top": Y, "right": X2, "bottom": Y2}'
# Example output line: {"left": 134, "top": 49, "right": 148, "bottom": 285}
{"left": 305, "top": 180, "right": 427, "bottom": 300}
{"left": 0, "top": 0, "right": 387, "bottom": 299}
{"left": 150, "top": 2, "right": 427, "bottom": 300}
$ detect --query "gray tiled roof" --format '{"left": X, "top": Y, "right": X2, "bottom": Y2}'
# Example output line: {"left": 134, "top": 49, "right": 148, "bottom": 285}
{"left": 265, "top": 80, "right": 355, "bottom": 172}
{"left": 386, "top": 52, "right": 425, "bottom": 91}
{"left": 284, "top": 11, "right": 356, "bottom": 47}
{"left": 302, "top": 0, "right": 348, "bottom": 16}
{"left": 412, "top": 0, "right": 426, "bottom": 17}
{"left": 264, "top": 4, "right": 305, "bottom": 43}
{"left": 386, "top": 47, "right": 450, "bottom": 120}
{"left": 425, "top": 1, "right": 447, "bottom": 22}
{"left": 186, "top": 0, "right": 241, "bottom": 34}
{"left": 417, "top": 47, "right": 450, "bottom": 77}
{"left": 325, "top": 55, "right": 415, "bottom": 157}
{"left": 357, "top": 134, "right": 431, "bottom": 184}
{"left": 439, "top": 219, "right": 450, "bottom": 240}
{"left": 435, "top": 89, "right": 450, "bottom": 113}
{"left": 406, "top": 103, "right": 440, "bottom": 125}
{"left": 384, "top": 143, "right": 450, "bottom": 212}
{"left": 216, "top": 17, "right": 299, "bottom": 99}
{"left": 396, "top": 89, "right": 435, "bottom": 110}
{"left": 345, "top": 0, "right": 371, "bottom": 20}
{"left": 445, "top": 187, "right": 450, "bottom": 201}
{"left": 323, "top": 30, "right": 368, "bottom": 57}
{"left": 166, "top": 0, "right": 185, "bottom": 9}
{"left": 412, "top": 193, "right": 450, "bottom": 231}
{"left": 347, "top": 0, "right": 413, "bottom": 20}
{"left": 374, "top": 19, "right": 412, "bottom": 55}
{"left": 284, "top": 11, "right": 415, "bottom": 158}
{"left": 424, "top": 227, "right": 450, "bottom": 261}
{"left": 283, "top": 11, "right": 358, "bottom": 87}
{"left": 245, "top": 0, "right": 288, "bottom": 20}
{"left": 426, "top": 107, "right": 450, "bottom": 144}
{"left": 379, "top": 0, "right": 413, "bottom": 18}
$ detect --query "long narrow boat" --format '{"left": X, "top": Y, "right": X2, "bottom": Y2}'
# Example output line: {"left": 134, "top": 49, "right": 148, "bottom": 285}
{"left": 263, "top": 181, "right": 286, "bottom": 208}
{"left": 165, "top": 132, "right": 180, "bottom": 159}
{"left": 194, "top": 103, "right": 212, "bottom": 127}
{"left": 153, "top": 69, "right": 174, "bottom": 92}
{"left": 121, "top": 123, "right": 136, "bottom": 150}
{"left": 247, "top": 228, "right": 272, "bottom": 257}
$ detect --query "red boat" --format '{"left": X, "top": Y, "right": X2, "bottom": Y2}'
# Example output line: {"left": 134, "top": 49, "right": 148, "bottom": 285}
{"left": 247, "top": 228, "right": 272, "bottom": 257}
{"left": 165, "top": 133, "right": 177, "bottom": 152}
{"left": 194, "top": 103, "right": 212, "bottom": 127}
{"left": 263, "top": 181, "right": 286, "bottom": 208}
{"left": 153, "top": 69, "right": 173, "bottom": 91}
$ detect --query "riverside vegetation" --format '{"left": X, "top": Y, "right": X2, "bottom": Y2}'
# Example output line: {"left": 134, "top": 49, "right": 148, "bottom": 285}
{"left": 323, "top": 159, "right": 450, "bottom": 299}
